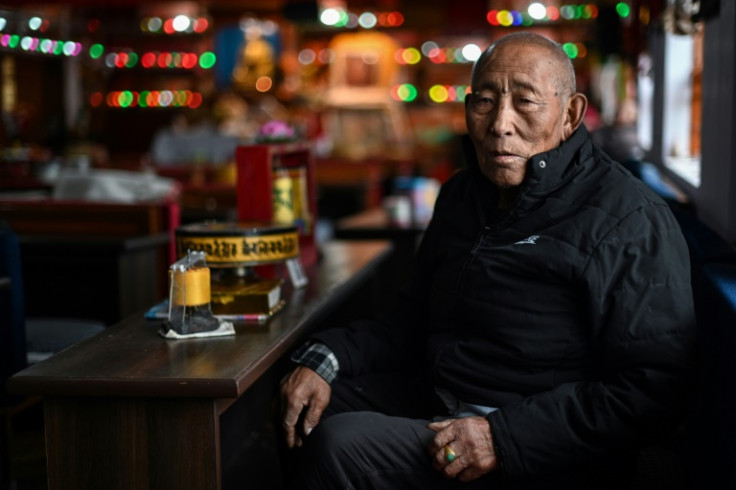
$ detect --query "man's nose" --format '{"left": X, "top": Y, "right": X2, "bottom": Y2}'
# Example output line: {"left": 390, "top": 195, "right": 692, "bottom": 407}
{"left": 490, "top": 98, "right": 514, "bottom": 136}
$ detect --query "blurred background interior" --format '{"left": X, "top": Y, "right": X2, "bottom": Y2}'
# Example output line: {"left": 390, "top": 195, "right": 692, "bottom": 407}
{"left": 0, "top": 0, "right": 724, "bottom": 223}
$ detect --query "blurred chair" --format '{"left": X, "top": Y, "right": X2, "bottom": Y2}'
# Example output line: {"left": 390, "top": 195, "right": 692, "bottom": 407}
{"left": 0, "top": 224, "right": 105, "bottom": 487}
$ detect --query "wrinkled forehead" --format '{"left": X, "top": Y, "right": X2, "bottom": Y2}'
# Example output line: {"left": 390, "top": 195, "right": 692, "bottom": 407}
{"left": 473, "top": 43, "right": 561, "bottom": 92}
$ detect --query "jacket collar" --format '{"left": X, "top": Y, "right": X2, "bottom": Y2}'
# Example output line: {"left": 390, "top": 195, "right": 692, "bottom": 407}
{"left": 524, "top": 125, "right": 590, "bottom": 190}
{"left": 462, "top": 125, "right": 592, "bottom": 218}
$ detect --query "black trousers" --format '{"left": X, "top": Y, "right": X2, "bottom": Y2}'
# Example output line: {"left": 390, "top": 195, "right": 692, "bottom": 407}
{"left": 281, "top": 370, "right": 635, "bottom": 490}
{"left": 285, "top": 369, "right": 500, "bottom": 489}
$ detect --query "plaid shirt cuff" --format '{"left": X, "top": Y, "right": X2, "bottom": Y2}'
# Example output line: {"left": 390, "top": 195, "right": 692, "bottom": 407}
{"left": 290, "top": 342, "right": 339, "bottom": 384}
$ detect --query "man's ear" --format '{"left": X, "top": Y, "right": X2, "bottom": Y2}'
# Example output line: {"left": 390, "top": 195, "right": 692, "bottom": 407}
{"left": 562, "top": 93, "right": 588, "bottom": 140}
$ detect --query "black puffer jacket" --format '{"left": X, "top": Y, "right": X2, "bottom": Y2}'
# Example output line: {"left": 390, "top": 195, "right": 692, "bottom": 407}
{"left": 313, "top": 125, "right": 696, "bottom": 478}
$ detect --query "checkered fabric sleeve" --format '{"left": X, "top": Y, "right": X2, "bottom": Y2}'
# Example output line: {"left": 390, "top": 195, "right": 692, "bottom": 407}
{"left": 290, "top": 342, "right": 340, "bottom": 384}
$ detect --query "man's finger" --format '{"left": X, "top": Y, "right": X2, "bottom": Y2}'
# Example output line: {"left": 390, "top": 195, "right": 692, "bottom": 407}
{"left": 282, "top": 405, "right": 303, "bottom": 449}
{"left": 302, "top": 391, "right": 329, "bottom": 436}
{"left": 427, "top": 419, "right": 453, "bottom": 432}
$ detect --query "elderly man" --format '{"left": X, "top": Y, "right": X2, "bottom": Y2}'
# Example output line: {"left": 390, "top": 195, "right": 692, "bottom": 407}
{"left": 280, "top": 32, "right": 695, "bottom": 489}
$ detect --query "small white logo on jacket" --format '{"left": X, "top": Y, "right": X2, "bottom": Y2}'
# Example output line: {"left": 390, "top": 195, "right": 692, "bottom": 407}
{"left": 515, "top": 235, "right": 540, "bottom": 245}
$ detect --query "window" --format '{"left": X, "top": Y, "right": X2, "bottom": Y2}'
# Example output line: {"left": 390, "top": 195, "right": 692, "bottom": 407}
{"left": 661, "top": 25, "right": 703, "bottom": 188}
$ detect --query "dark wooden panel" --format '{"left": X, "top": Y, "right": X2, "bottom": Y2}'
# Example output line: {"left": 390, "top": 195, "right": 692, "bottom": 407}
{"left": 0, "top": 200, "right": 177, "bottom": 237}
{"left": 45, "top": 397, "right": 219, "bottom": 490}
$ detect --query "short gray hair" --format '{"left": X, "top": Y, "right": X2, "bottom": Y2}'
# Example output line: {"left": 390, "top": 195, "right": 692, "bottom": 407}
{"left": 471, "top": 32, "right": 576, "bottom": 97}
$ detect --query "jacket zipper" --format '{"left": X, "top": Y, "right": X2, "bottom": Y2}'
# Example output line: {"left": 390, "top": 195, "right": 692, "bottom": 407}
{"left": 453, "top": 226, "right": 491, "bottom": 290}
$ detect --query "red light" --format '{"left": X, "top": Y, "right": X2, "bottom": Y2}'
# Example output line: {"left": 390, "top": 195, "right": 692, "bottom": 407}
{"left": 142, "top": 52, "right": 156, "bottom": 68}
{"left": 547, "top": 6, "right": 560, "bottom": 21}
{"left": 394, "top": 49, "right": 406, "bottom": 65}
{"left": 115, "top": 53, "right": 128, "bottom": 68}
{"left": 429, "top": 48, "right": 446, "bottom": 63}
{"left": 157, "top": 52, "right": 168, "bottom": 68}
{"left": 106, "top": 92, "right": 117, "bottom": 108}
{"left": 189, "top": 92, "right": 202, "bottom": 109}
{"left": 390, "top": 85, "right": 401, "bottom": 101}
{"left": 182, "top": 53, "right": 197, "bottom": 69}
{"left": 487, "top": 10, "right": 500, "bottom": 26}
{"left": 387, "top": 11, "right": 404, "bottom": 26}
{"left": 193, "top": 18, "right": 208, "bottom": 33}
{"left": 163, "top": 19, "right": 175, "bottom": 35}
{"left": 90, "top": 91, "right": 103, "bottom": 107}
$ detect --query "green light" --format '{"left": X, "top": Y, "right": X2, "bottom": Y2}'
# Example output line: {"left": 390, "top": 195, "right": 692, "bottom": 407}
{"left": 126, "top": 52, "right": 138, "bottom": 67}
{"left": 562, "top": 42, "right": 578, "bottom": 59}
{"left": 334, "top": 9, "right": 350, "bottom": 27}
{"left": 398, "top": 83, "right": 417, "bottom": 102}
{"left": 118, "top": 91, "right": 134, "bottom": 108}
{"left": 199, "top": 51, "right": 216, "bottom": 69}
{"left": 139, "top": 90, "right": 149, "bottom": 108}
{"left": 8, "top": 34, "right": 19, "bottom": 48}
{"left": 616, "top": 2, "right": 630, "bottom": 17}
{"left": 89, "top": 43, "right": 104, "bottom": 59}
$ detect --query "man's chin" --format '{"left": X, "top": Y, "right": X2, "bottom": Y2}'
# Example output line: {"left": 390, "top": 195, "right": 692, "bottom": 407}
{"left": 483, "top": 170, "right": 525, "bottom": 189}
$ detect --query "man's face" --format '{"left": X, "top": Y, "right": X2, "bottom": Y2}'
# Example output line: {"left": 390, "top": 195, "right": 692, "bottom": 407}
{"left": 465, "top": 42, "right": 570, "bottom": 188}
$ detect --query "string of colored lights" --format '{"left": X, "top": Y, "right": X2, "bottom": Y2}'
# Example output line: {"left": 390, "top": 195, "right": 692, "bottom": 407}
{"left": 139, "top": 15, "right": 210, "bottom": 34}
{"left": 0, "top": 33, "right": 217, "bottom": 70}
{"left": 318, "top": 2, "right": 629, "bottom": 29}
{"left": 391, "top": 84, "right": 470, "bottom": 104}
{"left": 90, "top": 90, "right": 204, "bottom": 109}
{"left": 0, "top": 12, "right": 214, "bottom": 69}
{"left": 487, "top": 2, "right": 631, "bottom": 27}
{"left": 89, "top": 44, "right": 217, "bottom": 70}
{"left": 320, "top": 9, "right": 404, "bottom": 28}
{"left": 0, "top": 33, "right": 83, "bottom": 56}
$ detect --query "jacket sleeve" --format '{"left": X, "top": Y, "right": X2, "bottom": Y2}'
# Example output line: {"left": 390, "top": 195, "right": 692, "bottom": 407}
{"left": 307, "top": 175, "right": 459, "bottom": 378}
{"left": 488, "top": 201, "right": 697, "bottom": 478}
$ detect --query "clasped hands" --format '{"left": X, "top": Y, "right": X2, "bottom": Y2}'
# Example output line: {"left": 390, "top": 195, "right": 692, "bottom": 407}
{"left": 279, "top": 366, "right": 498, "bottom": 481}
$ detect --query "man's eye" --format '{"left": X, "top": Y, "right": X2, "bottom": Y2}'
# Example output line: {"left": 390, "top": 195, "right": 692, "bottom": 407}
{"left": 473, "top": 97, "right": 493, "bottom": 112}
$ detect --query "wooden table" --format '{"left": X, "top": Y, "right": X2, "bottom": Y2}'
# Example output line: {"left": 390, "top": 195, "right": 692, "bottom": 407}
{"left": 7, "top": 240, "right": 392, "bottom": 490}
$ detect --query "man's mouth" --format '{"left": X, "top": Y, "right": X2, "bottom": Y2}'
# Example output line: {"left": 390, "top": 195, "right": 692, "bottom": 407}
{"left": 488, "top": 151, "right": 521, "bottom": 164}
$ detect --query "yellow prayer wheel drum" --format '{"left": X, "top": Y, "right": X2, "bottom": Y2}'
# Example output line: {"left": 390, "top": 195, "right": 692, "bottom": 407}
{"left": 175, "top": 221, "right": 300, "bottom": 267}
{"left": 170, "top": 266, "right": 211, "bottom": 307}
